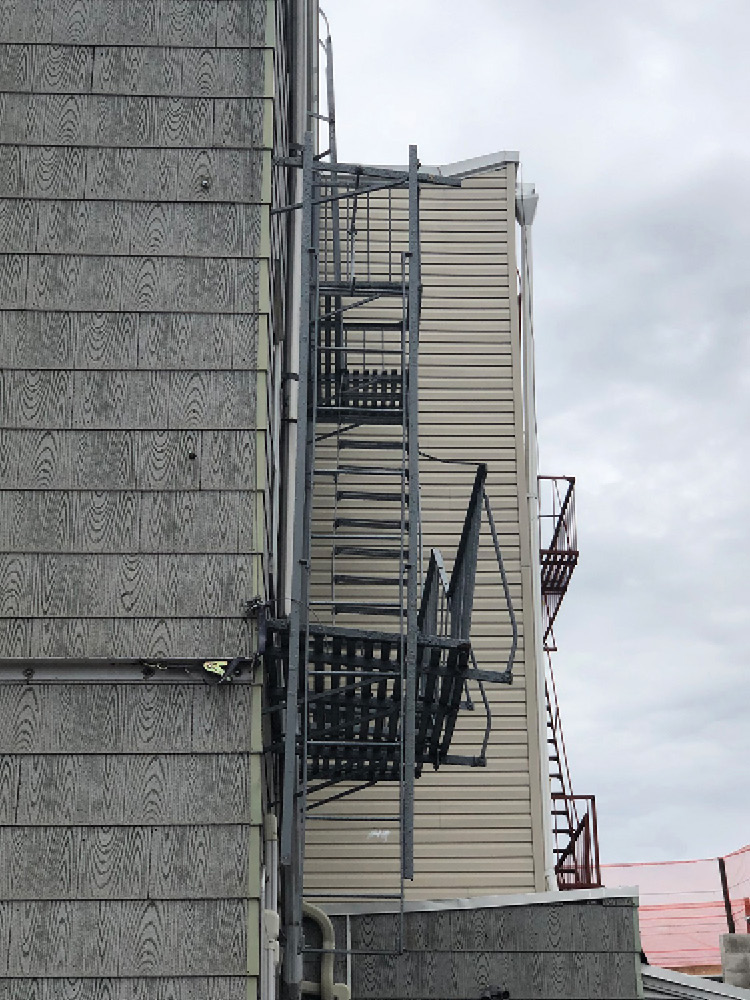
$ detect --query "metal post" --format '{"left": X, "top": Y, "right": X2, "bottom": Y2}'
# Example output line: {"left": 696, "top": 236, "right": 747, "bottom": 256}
{"left": 719, "top": 856, "right": 736, "bottom": 934}
{"left": 403, "top": 145, "right": 420, "bottom": 882}
{"left": 482, "top": 487, "right": 518, "bottom": 680}
{"left": 320, "top": 22, "right": 344, "bottom": 384}
{"left": 281, "top": 130, "right": 315, "bottom": 997}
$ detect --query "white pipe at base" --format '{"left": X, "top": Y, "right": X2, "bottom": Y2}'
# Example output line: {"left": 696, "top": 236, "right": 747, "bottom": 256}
{"left": 300, "top": 902, "right": 351, "bottom": 1000}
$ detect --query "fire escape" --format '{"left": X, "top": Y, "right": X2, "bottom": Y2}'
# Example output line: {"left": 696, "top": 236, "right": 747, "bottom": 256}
{"left": 538, "top": 475, "right": 601, "bottom": 890}
{"left": 265, "top": 132, "right": 517, "bottom": 987}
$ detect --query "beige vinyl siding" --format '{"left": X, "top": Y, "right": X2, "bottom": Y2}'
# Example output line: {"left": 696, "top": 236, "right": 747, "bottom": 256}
{"left": 305, "top": 166, "right": 547, "bottom": 900}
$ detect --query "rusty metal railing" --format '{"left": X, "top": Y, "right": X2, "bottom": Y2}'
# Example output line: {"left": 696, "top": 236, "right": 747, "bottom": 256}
{"left": 538, "top": 475, "right": 578, "bottom": 651}
{"left": 553, "top": 794, "right": 601, "bottom": 890}
{"left": 546, "top": 650, "right": 601, "bottom": 891}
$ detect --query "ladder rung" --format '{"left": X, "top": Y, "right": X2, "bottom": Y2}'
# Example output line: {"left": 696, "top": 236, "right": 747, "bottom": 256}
{"left": 305, "top": 815, "right": 401, "bottom": 822}
{"left": 323, "top": 320, "right": 405, "bottom": 331}
{"left": 337, "top": 490, "right": 406, "bottom": 502}
{"left": 338, "top": 439, "right": 404, "bottom": 450}
{"left": 333, "top": 603, "right": 402, "bottom": 616}
{"left": 319, "top": 281, "right": 405, "bottom": 297}
{"left": 308, "top": 740, "right": 401, "bottom": 748}
{"left": 313, "top": 532, "right": 402, "bottom": 541}
{"left": 317, "top": 345, "right": 402, "bottom": 356}
{"left": 310, "top": 598, "right": 403, "bottom": 606}
{"left": 335, "top": 517, "right": 405, "bottom": 531}
{"left": 333, "top": 546, "right": 406, "bottom": 558}
{"left": 317, "top": 466, "right": 408, "bottom": 477}
{"left": 334, "top": 574, "right": 403, "bottom": 587}
{"left": 317, "top": 410, "right": 404, "bottom": 426}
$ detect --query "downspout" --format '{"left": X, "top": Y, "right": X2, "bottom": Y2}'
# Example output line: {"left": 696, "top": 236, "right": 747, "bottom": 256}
{"left": 282, "top": 0, "right": 314, "bottom": 616}
{"left": 283, "top": 176, "right": 303, "bottom": 617}
{"left": 263, "top": 816, "right": 281, "bottom": 1000}
{"left": 515, "top": 182, "right": 556, "bottom": 891}
{"left": 300, "top": 902, "right": 351, "bottom": 1000}
{"left": 280, "top": 7, "right": 318, "bottom": 999}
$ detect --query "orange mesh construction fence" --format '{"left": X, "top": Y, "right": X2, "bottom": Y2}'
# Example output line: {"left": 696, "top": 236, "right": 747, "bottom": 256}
{"left": 602, "top": 844, "right": 750, "bottom": 971}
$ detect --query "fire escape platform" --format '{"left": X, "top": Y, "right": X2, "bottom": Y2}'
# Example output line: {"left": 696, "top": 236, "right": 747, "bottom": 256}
{"left": 265, "top": 620, "right": 472, "bottom": 786}
{"left": 540, "top": 550, "right": 578, "bottom": 593}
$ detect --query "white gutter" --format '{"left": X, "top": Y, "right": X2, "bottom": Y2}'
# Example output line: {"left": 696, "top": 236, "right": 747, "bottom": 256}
{"left": 515, "top": 182, "right": 556, "bottom": 891}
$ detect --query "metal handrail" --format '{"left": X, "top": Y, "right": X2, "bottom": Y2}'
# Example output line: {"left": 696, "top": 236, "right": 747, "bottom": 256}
{"left": 546, "top": 652, "right": 579, "bottom": 830}
{"left": 415, "top": 466, "right": 520, "bottom": 766}
{"left": 419, "top": 547, "right": 492, "bottom": 766}
{"left": 539, "top": 475, "right": 576, "bottom": 554}
{"left": 418, "top": 466, "right": 517, "bottom": 683}
{"left": 482, "top": 485, "right": 517, "bottom": 684}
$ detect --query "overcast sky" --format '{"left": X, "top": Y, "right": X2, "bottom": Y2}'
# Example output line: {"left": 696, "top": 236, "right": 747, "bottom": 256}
{"left": 319, "top": 0, "right": 750, "bottom": 866}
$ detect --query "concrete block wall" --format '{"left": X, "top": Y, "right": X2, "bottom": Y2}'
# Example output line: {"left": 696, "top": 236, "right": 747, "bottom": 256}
{"left": 721, "top": 935, "right": 750, "bottom": 989}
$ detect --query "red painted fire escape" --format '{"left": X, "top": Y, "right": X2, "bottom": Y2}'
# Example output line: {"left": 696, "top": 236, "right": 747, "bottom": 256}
{"left": 538, "top": 476, "right": 601, "bottom": 890}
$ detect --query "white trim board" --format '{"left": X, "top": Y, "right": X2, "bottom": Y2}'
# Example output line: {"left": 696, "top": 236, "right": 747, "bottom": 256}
{"left": 643, "top": 966, "right": 750, "bottom": 999}
{"left": 322, "top": 885, "right": 638, "bottom": 916}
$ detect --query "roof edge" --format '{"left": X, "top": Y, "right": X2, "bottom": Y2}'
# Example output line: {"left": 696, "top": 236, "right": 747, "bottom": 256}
{"left": 321, "top": 884, "right": 638, "bottom": 917}
{"left": 432, "top": 149, "right": 520, "bottom": 178}
{"left": 376, "top": 150, "right": 520, "bottom": 179}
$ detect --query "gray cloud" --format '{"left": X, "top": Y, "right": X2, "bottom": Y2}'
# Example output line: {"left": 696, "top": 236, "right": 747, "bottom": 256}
{"left": 322, "top": 0, "right": 750, "bottom": 864}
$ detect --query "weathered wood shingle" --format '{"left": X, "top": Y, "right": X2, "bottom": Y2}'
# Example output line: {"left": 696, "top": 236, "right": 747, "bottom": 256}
{"left": 0, "top": 0, "right": 273, "bottom": 661}
{"left": 0, "top": 677, "right": 263, "bottom": 993}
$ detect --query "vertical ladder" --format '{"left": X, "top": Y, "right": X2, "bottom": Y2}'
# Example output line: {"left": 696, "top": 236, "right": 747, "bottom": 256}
{"left": 305, "top": 145, "right": 422, "bottom": 912}
{"left": 281, "top": 137, "right": 429, "bottom": 936}
{"left": 277, "top": 137, "right": 463, "bottom": 990}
